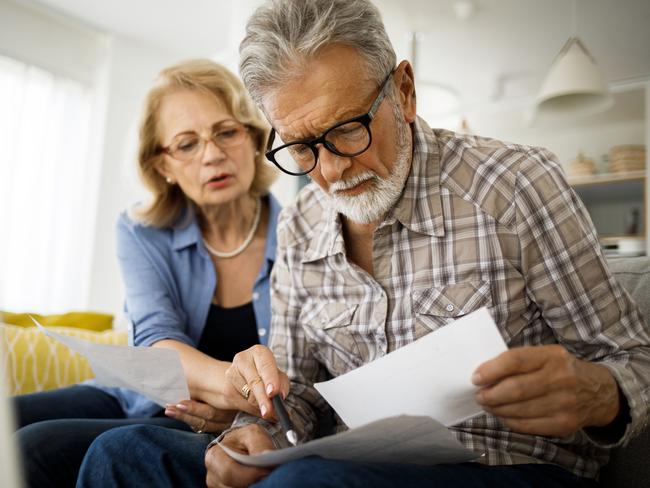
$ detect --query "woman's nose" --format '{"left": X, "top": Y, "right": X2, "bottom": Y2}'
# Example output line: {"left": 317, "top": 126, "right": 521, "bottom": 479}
{"left": 200, "top": 138, "right": 226, "bottom": 164}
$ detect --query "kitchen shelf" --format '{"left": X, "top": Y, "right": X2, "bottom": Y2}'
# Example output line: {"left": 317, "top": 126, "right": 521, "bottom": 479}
{"left": 567, "top": 170, "right": 646, "bottom": 187}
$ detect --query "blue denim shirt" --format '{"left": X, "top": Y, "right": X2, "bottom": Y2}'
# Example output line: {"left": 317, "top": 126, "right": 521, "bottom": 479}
{"left": 93, "top": 194, "right": 280, "bottom": 418}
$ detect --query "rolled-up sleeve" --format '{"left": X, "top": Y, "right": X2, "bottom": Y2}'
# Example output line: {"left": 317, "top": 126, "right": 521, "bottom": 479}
{"left": 116, "top": 214, "right": 194, "bottom": 348}
{"left": 514, "top": 148, "right": 650, "bottom": 446}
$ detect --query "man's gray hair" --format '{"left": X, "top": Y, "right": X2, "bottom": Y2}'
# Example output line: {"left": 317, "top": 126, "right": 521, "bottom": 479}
{"left": 239, "top": 0, "right": 397, "bottom": 106}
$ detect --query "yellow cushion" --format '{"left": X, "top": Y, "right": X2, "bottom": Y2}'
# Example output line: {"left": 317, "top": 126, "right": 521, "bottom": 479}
{"left": 0, "top": 311, "right": 113, "bottom": 332}
{"left": 0, "top": 323, "right": 128, "bottom": 395}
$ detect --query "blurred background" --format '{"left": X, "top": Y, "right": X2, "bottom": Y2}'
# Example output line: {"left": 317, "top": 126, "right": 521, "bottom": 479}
{"left": 0, "top": 0, "right": 648, "bottom": 324}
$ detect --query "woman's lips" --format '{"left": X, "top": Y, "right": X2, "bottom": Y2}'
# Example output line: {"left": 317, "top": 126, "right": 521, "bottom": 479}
{"left": 205, "top": 174, "right": 233, "bottom": 188}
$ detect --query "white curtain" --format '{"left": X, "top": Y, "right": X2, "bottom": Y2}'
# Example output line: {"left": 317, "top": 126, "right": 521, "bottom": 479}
{"left": 0, "top": 55, "right": 95, "bottom": 313}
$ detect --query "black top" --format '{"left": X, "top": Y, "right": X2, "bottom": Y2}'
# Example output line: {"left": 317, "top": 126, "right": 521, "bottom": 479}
{"left": 197, "top": 302, "right": 259, "bottom": 362}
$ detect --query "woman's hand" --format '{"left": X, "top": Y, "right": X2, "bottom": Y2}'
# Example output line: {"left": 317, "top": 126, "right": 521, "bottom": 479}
{"left": 165, "top": 399, "right": 236, "bottom": 434}
{"left": 225, "top": 345, "right": 290, "bottom": 421}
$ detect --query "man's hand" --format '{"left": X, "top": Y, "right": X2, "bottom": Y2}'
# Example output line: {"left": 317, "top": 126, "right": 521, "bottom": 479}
{"left": 164, "top": 400, "right": 236, "bottom": 434}
{"left": 205, "top": 424, "right": 274, "bottom": 488}
{"left": 226, "top": 345, "right": 291, "bottom": 421}
{"left": 472, "top": 345, "right": 620, "bottom": 437}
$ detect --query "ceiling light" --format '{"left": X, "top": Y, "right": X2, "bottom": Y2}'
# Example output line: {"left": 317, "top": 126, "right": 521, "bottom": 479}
{"left": 453, "top": 0, "right": 475, "bottom": 21}
{"left": 536, "top": 37, "right": 612, "bottom": 116}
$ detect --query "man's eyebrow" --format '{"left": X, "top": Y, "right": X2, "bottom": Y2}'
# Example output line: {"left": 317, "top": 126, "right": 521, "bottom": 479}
{"left": 280, "top": 106, "right": 367, "bottom": 142}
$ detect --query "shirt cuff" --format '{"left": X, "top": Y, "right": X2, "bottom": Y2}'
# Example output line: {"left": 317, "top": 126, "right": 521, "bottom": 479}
{"left": 584, "top": 361, "right": 648, "bottom": 448}
{"left": 205, "top": 412, "right": 290, "bottom": 453}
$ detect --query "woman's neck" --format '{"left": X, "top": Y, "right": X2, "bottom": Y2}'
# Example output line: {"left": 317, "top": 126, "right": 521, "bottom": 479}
{"left": 199, "top": 194, "right": 259, "bottom": 249}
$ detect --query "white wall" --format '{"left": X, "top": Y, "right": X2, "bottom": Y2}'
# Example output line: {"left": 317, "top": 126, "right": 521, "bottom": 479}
{"left": 85, "top": 36, "right": 183, "bottom": 325}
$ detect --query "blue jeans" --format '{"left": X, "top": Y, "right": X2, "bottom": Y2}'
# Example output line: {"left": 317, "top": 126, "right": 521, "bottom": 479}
{"left": 13, "top": 385, "right": 190, "bottom": 488}
{"left": 76, "top": 424, "right": 212, "bottom": 488}
{"left": 252, "top": 457, "right": 600, "bottom": 488}
{"left": 76, "top": 427, "right": 600, "bottom": 488}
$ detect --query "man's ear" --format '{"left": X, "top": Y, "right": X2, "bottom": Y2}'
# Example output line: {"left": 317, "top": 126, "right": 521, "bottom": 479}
{"left": 394, "top": 60, "right": 417, "bottom": 123}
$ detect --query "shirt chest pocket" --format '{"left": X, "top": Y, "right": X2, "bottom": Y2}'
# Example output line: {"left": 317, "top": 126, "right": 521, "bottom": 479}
{"left": 412, "top": 281, "right": 492, "bottom": 338}
{"left": 301, "top": 301, "right": 363, "bottom": 375}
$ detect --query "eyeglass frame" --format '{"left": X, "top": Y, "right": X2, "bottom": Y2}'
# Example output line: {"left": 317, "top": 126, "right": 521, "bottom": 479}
{"left": 264, "top": 70, "right": 395, "bottom": 176}
{"left": 156, "top": 120, "right": 251, "bottom": 163}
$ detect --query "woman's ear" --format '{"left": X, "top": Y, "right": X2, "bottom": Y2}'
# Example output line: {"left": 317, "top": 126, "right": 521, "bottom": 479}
{"left": 154, "top": 159, "right": 174, "bottom": 184}
{"left": 394, "top": 60, "right": 417, "bottom": 123}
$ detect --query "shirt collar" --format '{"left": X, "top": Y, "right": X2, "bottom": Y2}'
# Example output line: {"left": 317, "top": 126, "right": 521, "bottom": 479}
{"left": 302, "top": 116, "right": 445, "bottom": 263}
{"left": 389, "top": 116, "right": 445, "bottom": 237}
{"left": 172, "top": 205, "right": 202, "bottom": 251}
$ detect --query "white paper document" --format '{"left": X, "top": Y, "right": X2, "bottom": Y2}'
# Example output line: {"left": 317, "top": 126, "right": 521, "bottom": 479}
{"left": 314, "top": 307, "right": 507, "bottom": 428}
{"left": 31, "top": 318, "right": 189, "bottom": 407}
{"left": 220, "top": 415, "right": 478, "bottom": 467}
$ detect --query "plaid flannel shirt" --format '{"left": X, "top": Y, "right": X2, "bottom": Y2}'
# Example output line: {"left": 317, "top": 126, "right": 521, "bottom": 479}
{"left": 230, "top": 117, "right": 650, "bottom": 479}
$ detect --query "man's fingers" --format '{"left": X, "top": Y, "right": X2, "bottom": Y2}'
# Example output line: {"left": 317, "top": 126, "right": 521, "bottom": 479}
{"left": 475, "top": 367, "right": 563, "bottom": 407}
{"left": 205, "top": 426, "right": 274, "bottom": 488}
{"left": 472, "top": 345, "right": 564, "bottom": 386}
{"left": 481, "top": 390, "right": 574, "bottom": 419}
{"left": 237, "top": 423, "right": 276, "bottom": 454}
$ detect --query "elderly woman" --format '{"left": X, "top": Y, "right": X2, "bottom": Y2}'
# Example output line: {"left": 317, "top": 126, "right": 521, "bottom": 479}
{"left": 13, "top": 59, "right": 286, "bottom": 488}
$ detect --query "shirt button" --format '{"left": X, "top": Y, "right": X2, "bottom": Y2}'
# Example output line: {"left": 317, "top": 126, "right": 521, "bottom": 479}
{"left": 252, "top": 292, "right": 260, "bottom": 301}
{"left": 258, "top": 328, "right": 267, "bottom": 337}
{"left": 446, "top": 303, "right": 455, "bottom": 312}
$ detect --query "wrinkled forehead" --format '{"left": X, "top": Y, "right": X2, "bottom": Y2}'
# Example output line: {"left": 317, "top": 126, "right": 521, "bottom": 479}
{"left": 260, "top": 45, "right": 377, "bottom": 142}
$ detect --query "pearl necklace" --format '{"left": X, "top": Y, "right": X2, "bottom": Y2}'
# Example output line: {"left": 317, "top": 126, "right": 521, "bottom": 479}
{"left": 202, "top": 197, "right": 261, "bottom": 259}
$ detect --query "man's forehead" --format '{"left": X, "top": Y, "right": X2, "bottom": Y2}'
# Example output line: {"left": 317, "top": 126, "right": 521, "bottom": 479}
{"left": 268, "top": 101, "right": 366, "bottom": 142}
{"left": 261, "top": 44, "right": 377, "bottom": 141}
{"left": 263, "top": 76, "right": 375, "bottom": 142}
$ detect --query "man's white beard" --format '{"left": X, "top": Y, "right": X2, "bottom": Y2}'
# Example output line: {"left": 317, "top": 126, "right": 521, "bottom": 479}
{"left": 329, "top": 102, "right": 411, "bottom": 224}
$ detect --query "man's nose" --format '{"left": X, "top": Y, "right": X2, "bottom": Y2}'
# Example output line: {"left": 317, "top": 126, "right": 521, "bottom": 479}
{"left": 317, "top": 146, "right": 352, "bottom": 184}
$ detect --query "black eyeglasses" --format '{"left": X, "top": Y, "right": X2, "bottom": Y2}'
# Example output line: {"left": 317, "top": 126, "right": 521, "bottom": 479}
{"left": 265, "top": 71, "right": 395, "bottom": 176}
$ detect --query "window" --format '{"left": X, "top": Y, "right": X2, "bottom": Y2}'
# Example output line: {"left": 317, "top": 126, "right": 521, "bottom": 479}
{"left": 0, "top": 54, "right": 96, "bottom": 313}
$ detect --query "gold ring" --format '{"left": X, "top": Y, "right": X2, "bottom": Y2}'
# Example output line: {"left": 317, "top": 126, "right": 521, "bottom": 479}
{"left": 240, "top": 383, "right": 251, "bottom": 399}
{"left": 249, "top": 376, "right": 263, "bottom": 388}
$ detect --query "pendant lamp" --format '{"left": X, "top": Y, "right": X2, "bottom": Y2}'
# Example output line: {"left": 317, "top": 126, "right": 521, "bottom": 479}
{"left": 536, "top": 37, "right": 612, "bottom": 115}
{"left": 535, "top": 1, "right": 611, "bottom": 116}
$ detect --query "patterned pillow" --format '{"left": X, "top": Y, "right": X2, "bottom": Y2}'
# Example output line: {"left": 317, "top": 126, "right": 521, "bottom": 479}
{"left": 0, "top": 323, "right": 128, "bottom": 395}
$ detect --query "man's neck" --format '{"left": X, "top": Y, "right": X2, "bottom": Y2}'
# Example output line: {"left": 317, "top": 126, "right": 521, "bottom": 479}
{"left": 341, "top": 216, "right": 379, "bottom": 277}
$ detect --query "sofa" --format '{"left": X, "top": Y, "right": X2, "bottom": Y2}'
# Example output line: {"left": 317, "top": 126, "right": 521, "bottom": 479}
{"left": 599, "top": 256, "right": 650, "bottom": 487}
{"left": 0, "top": 312, "right": 127, "bottom": 395}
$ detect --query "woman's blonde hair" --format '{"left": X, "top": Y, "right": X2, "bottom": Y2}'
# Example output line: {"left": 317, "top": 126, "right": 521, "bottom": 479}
{"left": 135, "top": 59, "right": 277, "bottom": 228}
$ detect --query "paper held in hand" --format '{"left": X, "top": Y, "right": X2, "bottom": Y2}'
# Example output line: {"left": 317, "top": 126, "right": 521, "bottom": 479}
{"left": 220, "top": 414, "right": 479, "bottom": 467}
{"left": 30, "top": 317, "right": 190, "bottom": 407}
{"left": 221, "top": 307, "right": 507, "bottom": 467}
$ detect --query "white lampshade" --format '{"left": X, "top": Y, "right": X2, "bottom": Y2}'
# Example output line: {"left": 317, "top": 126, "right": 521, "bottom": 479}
{"left": 536, "top": 37, "right": 612, "bottom": 116}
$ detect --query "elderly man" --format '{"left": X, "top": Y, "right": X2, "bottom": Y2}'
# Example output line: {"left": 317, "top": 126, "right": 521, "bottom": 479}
{"left": 206, "top": 0, "right": 650, "bottom": 487}
{"left": 75, "top": 1, "right": 649, "bottom": 487}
